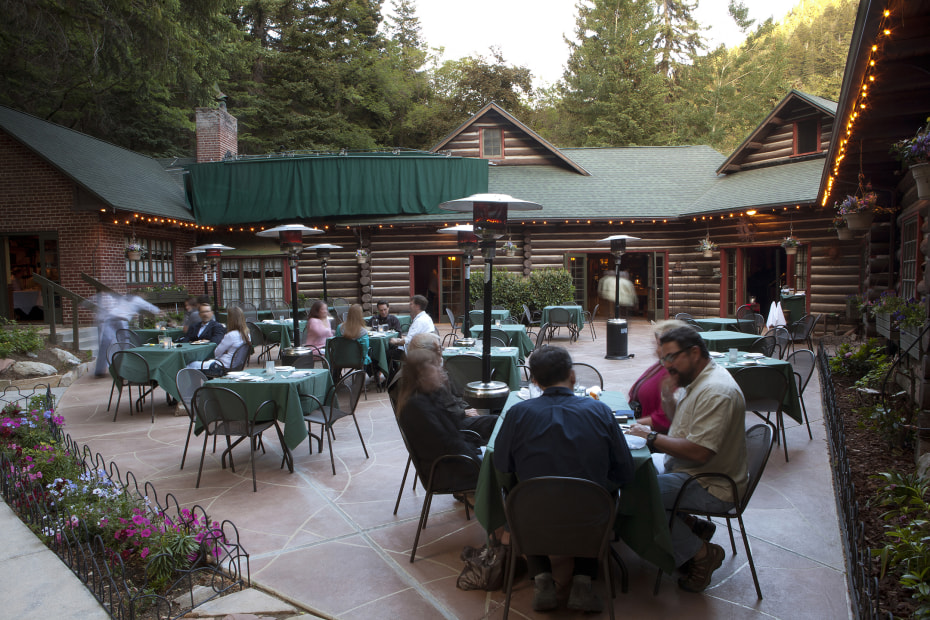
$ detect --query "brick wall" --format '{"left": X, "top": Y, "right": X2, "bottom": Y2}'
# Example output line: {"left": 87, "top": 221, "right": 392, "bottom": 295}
{"left": 195, "top": 106, "right": 238, "bottom": 163}
{"left": 1, "top": 130, "right": 202, "bottom": 324}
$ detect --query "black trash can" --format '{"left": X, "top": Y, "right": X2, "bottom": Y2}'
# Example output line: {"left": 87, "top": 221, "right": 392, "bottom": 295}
{"left": 605, "top": 318, "right": 633, "bottom": 360}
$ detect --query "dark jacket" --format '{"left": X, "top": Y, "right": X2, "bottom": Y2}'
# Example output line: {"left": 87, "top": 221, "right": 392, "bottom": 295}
{"left": 181, "top": 319, "right": 226, "bottom": 345}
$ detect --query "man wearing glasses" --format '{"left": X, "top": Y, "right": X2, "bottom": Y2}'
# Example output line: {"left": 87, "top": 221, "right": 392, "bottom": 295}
{"left": 629, "top": 326, "right": 747, "bottom": 594}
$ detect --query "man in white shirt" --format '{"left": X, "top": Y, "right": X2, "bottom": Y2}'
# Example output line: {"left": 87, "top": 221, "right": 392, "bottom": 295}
{"left": 387, "top": 295, "right": 435, "bottom": 382}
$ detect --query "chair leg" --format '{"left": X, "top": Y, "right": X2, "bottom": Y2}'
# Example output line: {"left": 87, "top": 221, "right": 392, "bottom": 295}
{"left": 107, "top": 377, "right": 117, "bottom": 411}
{"left": 726, "top": 517, "right": 737, "bottom": 554}
{"left": 602, "top": 553, "right": 616, "bottom": 620}
{"left": 195, "top": 434, "right": 209, "bottom": 488}
{"left": 736, "top": 513, "right": 763, "bottom": 599}
{"left": 112, "top": 383, "right": 123, "bottom": 422}
{"left": 778, "top": 410, "right": 789, "bottom": 462}
{"left": 325, "top": 425, "right": 336, "bottom": 475}
{"left": 799, "top": 394, "right": 813, "bottom": 439}
{"left": 393, "top": 456, "right": 412, "bottom": 515}
{"left": 351, "top": 414, "right": 369, "bottom": 459}
{"left": 501, "top": 541, "right": 518, "bottom": 620}
{"left": 409, "top": 490, "right": 434, "bottom": 563}
{"left": 609, "top": 545, "right": 629, "bottom": 594}
{"left": 249, "top": 432, "right": 258, "bottom": 492}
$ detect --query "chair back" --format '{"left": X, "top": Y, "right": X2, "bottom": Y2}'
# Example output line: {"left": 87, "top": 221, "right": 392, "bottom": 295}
{"left": 192, "top": 385, "right": 251, "bottom": 436}
{"left": 468, "top": 310, "right": 486, "bottom": 326}
{"left": 733, "top": 366, "right": 788, "bottom": 415}
{"left": 572, "top": 362, "right": 604, "bottom": 389}
{"left": 330, "top": 369, "right": 366, "bottom": 416}
{"left": 329, "top": 336, "right": 365, "bottom": 371}
{"left": 683, "top": 318, "right": 705, "bottom": 331}
{"left": 741, "top": 424, "right": 775, "bottom": 511}
{"left": 445, "top": 308, "right": 460, "bottom": 335}
{"left": 735, "top": 304, "right": 754, "bottom": 320}
{"left": 589, "top": 304, "right": 600, "bottom": 321}
{"left": 489, "top": 336, "right": 507, "bottom": 348}
{"left": 176, "top": 368, "right": 207, "bottom": 415}
{"left": 522, "top": 304, "right": 539, "bottom": 327}
{"left": 548, "top": 307, "right": 571, "bottom": 327}
{"left": 258, "top": 299, "right": 275, "bottom": 311}
{"left": 752, "top": 313, "right": 766, "bottom": 334}
{"left": 116, "top": 329, "right": 142, "bottom": 347}
{"left": 111, "top": 351, "right": 150, "bottom": 384}
{"left": 107, "top": 341, "right": 134, "bottom": 364}
{"left": 444, "top": 354, "right": 484, "bottom": 394}
{"left": 294, "top": 353, "right": 329, "bottom": 369}
{"left": 489, "top": 328, "right": 509, "bottom": 345}
{"left": 504, "top": 476, "right": 616, "bottom": 559}
{"left": 770, "top": 326, "right": 790, "bottom": 359}
{"left": 786, "top": 349, "right": 815, "bottom": 394}
{"left": 749, "top": 335, "right": 776, "bottom": 357}
{"left": 247, "top": 322, "right": 266, "bottom": 347}
{"left": 675, "top": 312, "right": 694, "bottom": 321}
{"left": 239, "top": 302, "right": 258, "bottom": 322}
{"left": 534, "top": 323, "right": 550, "bottom": 350}
{"left": 502, "top": 316, "right": 519, "bottom": 325}
{"left": 229, "top": 343, "right": 251, "bottom": 371}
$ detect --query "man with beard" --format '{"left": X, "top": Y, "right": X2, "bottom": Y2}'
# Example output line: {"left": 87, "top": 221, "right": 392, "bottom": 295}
{"left": 628, "top": 326, "right": 747, "bottom": 594}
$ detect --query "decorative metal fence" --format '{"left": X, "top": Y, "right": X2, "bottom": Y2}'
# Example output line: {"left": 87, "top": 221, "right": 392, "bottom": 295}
{"left": 0, "top": 385, "right": 250, "bottom": 620}
{"left": 817, "top": 345, "right": 885, "bottom": 620}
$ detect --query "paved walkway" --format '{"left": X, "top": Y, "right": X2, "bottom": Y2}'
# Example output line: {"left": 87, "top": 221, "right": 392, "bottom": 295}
{"left": 6, "top": 318, "right": 852, "bottom": 619}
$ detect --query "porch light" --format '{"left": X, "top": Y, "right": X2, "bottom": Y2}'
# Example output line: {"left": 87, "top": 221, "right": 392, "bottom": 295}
{"left": 256, "top": 224, "right": 324, "bottom": 342}
{"left": 190, "top": 243, "right": 234, "bottom": 308}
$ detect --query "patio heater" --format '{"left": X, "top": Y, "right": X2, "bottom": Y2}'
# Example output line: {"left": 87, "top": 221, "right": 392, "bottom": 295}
{"left": 440, "top": 194, "right": 542, "bottom": 410}
{"left": 306, "top": 244, "right": 342, "bottom": 304}
{"left": 598, "top": 234, "right": 639, "bottom": 360}
{"left": 190, "top": 243, "right": 234, "bottom": 308}
{"left": 257, "top": 225, "right": 324, "bottom": 342}
{"left": 185, "top": 249, "right": 209, "bottom": 297}
{"left": 438, "top": 224, "right": 479, "bottom": 341}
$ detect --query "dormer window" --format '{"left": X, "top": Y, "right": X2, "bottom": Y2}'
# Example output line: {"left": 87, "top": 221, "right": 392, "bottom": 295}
{"left": 794, "top": 118, "right": 820, "bottom": 155}
{"left": 481, "top": 128, "right": 502, "bottom": 158}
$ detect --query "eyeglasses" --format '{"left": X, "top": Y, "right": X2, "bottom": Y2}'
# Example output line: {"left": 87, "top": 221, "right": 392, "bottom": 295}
{"left": 660, "top": 347, "right": 693, "bottom": 365}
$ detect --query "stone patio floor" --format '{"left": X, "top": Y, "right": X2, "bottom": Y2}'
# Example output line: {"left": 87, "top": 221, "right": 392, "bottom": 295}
{"left": 53, "top": 317, "right": 851, "bottom": 619}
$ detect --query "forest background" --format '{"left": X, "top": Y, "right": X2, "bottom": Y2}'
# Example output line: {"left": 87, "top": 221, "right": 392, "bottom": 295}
{"left": 0, "top": 0, "right": 857, "bottom": 159}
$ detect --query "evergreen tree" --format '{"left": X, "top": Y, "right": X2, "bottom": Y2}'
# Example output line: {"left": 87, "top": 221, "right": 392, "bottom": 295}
{"left": 559, "top": 0, "right": 668, "bottom": 146}
{"left": 654, "top": 0, "right": 705, "bottom": 80}
{"left": 382, "top": 0, "right": 432, "bottom": 147}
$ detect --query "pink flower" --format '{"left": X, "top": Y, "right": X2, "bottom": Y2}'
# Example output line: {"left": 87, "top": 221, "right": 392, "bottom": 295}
{"left": 140, "top": 528, "right": 152, "bottom": 538}
{"left": 140, "top": 547, "right": 150, "bottom": 559}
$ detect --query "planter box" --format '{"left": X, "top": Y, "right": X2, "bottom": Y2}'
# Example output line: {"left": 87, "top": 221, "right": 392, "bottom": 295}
{"left": 875, "top": 312, "right": 896, "bottom": 339}
{"left": 141, "top": 291, "right": 189, "bottom": 304}
{"left": 900, "top": 325, "right": 928, "bottom": 360}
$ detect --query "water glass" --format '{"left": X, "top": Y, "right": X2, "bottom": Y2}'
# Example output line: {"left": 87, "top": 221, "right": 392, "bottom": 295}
{"left": 728, "top": 348, "right": 738, "bottom": 364}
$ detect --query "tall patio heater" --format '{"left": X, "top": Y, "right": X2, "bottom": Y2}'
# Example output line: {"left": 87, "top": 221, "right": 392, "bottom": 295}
{"left": 440, "top": 194, "right": 542, "bottom": 409}
{"left": 256, "top": 225, "right": 324, "bottom": 342}
{"left": 190, "top": 243, "right": 234, "bottom": 308}
{"left": 306, "top": 244, "right": 343, "bottom": 304}
{"left": 598, "top": 234, "right": 639, "bottom": 360}
{"left": 438, "top": 224, "right": 479, "bottom": 339}
{"left": 185, "top": 249, "right": 209, "bottom": 297}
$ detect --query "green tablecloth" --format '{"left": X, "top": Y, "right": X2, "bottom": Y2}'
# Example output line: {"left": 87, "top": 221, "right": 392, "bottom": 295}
{"left": 716, "top": 352, "right": 803, "bottom": 423}
{"left": 693, "top": 318, "right": 754, "bottom": 332}
{"left": 441, "top": 346, "right": 521, "bottom": 390}
{"left": 133, "top": 328, "right": 185, "bottom": 344}
{"left": 217, "top": 309, "right": 307, "bottom": 323}
{"left": 111, "top": 342, "right": 217, "bottom": 403}
{"left": 367, "top": 331, "right": 397, "bottom": 375}
{"left": 541, "top": 305, "right": 585, "bottom": 330}
{"left": 468, "top": 324, "right": 534, "bottom": 361}
{"left": 208, "top": 368, "right": 333, "bottom": 451}
{"left": 474, "top": 391, "right": 675, "bottom": 574}
{"left": 255, "top": 320, "right": 307, "bottom": 349}
{"left": 468, "top": 309, "right": 511, "bottom": 326}
{"left": 366, "top": 314, "right": 411, "bottom": 330}
{"left": 699, "top": 330, "right": 759, "bottom": 352}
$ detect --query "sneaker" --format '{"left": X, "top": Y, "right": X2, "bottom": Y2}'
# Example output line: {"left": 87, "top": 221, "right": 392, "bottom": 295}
{"left": 691, "top": 518, "right": 717, "bottom": 542}
{"left": 567, "top": 574, "right": 603, "bottom": 613}
{"left": 678, "top": 542, "right": 725, "bottom": 593}
{"left": 532, "top": 572, "right": 558, "bottom": 612}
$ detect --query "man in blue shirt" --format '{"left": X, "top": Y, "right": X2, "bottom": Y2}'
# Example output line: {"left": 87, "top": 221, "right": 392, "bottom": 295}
{"left": 493, "top": 346, "right": 634, "bottom": 613}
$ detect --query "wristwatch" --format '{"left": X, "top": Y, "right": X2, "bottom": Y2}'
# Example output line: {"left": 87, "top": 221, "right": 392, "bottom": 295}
{"left": 646, "top": 431, "right": 659, "bottom": 451}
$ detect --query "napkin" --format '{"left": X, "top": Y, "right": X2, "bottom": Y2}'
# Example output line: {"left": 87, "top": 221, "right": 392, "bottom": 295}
{"left": 625, "top": 435, "right": 646, "bottom": 449}
{"left": 766, "top": 301, "right": 786, "bottom": 329}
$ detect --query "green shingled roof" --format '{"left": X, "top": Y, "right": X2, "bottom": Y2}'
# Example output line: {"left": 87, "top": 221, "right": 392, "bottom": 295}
{"left": 0, "top": 106, "right": 192, "bottom": 220}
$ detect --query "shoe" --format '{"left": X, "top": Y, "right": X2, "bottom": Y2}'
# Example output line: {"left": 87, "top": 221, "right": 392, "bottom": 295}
{"left": 678, "top": 542, "right": 725, "bottom": 593}
{"left": 567, "top": 574, "right": 602, "bottom": 613}
{"left": 532, "top": 572, "right": 558, "bottom": 612}
{"left": 691, "top": 518, "right": 716, "bottom": 542}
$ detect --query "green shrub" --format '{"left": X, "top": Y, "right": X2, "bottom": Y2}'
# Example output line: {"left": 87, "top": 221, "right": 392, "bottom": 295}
{"left": 829, "top": 338, "right": 888, "bottom": 379}
{"left": 527, "top": 269, "right": 575, "bottom": 310}
{"left": 469, "top": 267, "right": 575, "bottom": 318}
{"left": 855, "top": 402, "right": 915, "bottom": 449}
{"left": 0, "top": 320, "right": 45, "bottom": 357}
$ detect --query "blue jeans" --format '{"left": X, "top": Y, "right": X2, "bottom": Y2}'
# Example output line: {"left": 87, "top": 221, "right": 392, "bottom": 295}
{"left": 657, "top": 472, "right": 735, "bottom": 567}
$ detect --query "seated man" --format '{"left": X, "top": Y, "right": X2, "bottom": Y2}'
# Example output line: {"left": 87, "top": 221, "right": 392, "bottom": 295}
{"left": 387, "top": 294, "right": 435, "bottom": 381}
{"left": 493, "top": 345, "right": 635, "bottom": 613}
{"left": 628, "top": 326, "right": 748, "bottom": 593}
{"left": 370, "top": 299, "right": 401, "bottom": 332}
{"left": 178, "top": 303, "right": 226, "bottom": 345}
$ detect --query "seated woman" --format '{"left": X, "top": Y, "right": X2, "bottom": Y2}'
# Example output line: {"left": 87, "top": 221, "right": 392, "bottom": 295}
{"left": 395, "top": 345, "right": 483, "bottom": 488}
{"left": 334, "top": 303, "right": 371, "bottom": 367}
{"left": 628, "top": 319, "right": 688, "bottom": 434}
{"left": 188, "top": 306, "right": 249, "bottom": 371}
{"left": 304, "top": 300, "right": 333, "bottom": 352}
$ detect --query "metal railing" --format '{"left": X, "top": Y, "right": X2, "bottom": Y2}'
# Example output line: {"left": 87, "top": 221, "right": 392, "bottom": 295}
{"left": 31, "top": 273, "right": 93, "bottom": 352}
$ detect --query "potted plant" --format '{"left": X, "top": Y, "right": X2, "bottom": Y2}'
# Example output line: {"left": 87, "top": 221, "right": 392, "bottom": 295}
{"left": 891, "top": 117, "right": 930, "bottom": 200}
{"left": 501, "top": 240, "right": 517, "bottom": 257}
{"left": 126, "top": 240, "right": 146, "bottom": 261}
{"left": 834, "top": 188, "right": 878, "bottom": 231}
{"left": 355, "top": 248, "right": 369, "bottom": 264}
{"left": 781, "top": 236, "right": 800, "bottom": 255}
{"left": 897, "top": 299, "right": 927, "bottom": 360}
{"left": 696, "top": 237, "right": 717, "bottom": 258}
{"left": 831, "top": 215, "right": 854, "bottom": 240}
{"left": 870, "top": 292, "right": 906, "bottom": 339}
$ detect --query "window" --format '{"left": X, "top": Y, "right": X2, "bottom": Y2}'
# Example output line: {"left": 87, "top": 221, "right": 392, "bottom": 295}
{"left": 794, "top": 118, "right": 820, "bottom": 155}
{"left": 481, "top": 128, "right": 502, "bottom": 158}
{"left": 792, "top": 245, "right": 809, "bottom": 292}
{"left": 221, "top": 257, "right": 284, "bottom": 305}
{"left": 901, "top": 216, "right": 919, "bottom": 300}
{"left": 126, "top": 237, "right": 174, "bottom": 284}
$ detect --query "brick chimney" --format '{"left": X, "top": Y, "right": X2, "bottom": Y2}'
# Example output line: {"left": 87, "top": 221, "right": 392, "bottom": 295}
{"left": 195, "top": 101, "right": 237, "bottom": 163}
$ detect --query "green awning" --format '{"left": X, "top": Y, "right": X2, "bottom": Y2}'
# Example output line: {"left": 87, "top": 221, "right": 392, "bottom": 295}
{"left": 186, "top": 154, "right": 489, "bottom": 226}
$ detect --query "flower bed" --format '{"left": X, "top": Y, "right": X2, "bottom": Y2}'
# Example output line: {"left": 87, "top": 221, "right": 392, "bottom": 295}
{"left": 0, "top": 390, "right": 249, "bottom": 619}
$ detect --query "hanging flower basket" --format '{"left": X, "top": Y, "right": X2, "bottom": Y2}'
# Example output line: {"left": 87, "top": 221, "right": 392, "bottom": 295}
{"left": 501, "top": 240, "right": 517, "bottom": 257}
{"left": 702, "top": 249, "right": 713, "bottom": 258}
{"left": 844, "top": 211, "right": 874, "bottom": 231}
{"left": 696, "top": 237, "right": 717, "bottom": 258}
{"left": 910, "top": 162, "right": 930, "bottom": 201}
{"left": 781, "top": 236, "right": 800, "bottom": 255}
{"left": 126, "top": 240, "right": 146, "bottom": 261}
{"left": 837, "top": 227, "right": 854, "bottom": 240}
{"left": 355, "top": 249, "right": 369, "bottom": 264}
{"left": 127, "top": 250, "right": 142, "bottom": 261}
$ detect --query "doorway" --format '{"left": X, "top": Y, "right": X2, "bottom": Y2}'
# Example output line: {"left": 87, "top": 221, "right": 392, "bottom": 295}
{"left": 2, "top": 233, "right": 60, "bottom": 321}
{"left": 411, "top": 254, "right": 463, "bottom": 323}
{"left": 565, "top": 251, "right": 666, "bottom": 321}
{"left": 724, "top": 245, "right": 799, "bottom": 317}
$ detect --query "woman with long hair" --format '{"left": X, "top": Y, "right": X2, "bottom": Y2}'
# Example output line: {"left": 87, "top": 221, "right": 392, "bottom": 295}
{"left": 188, "top": 306, "right": 249, "bottom": 370}
{"left": 304, "top": 300, "right": 333, "bottom": 351}
{"left": 335, "top": 303, "right": 371, "bottom": 366}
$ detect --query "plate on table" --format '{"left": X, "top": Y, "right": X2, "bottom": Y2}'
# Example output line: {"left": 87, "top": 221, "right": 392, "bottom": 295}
{"left": 226, "top": 371, "right": 248, "bottom": 378}
{"left": 275, "top": 366, "right": 295, "bottom": 372}
{"left": 744, "top": 353, "right": 765, "bottom": 359}
{"left": 709, "top": 352, "right": 725, "bottom": 357}
{"left": 737, "top": 360, "right": 760, "bottom": 366}
{"left": 192, "top": 340, "right": 211, "bottom": 345}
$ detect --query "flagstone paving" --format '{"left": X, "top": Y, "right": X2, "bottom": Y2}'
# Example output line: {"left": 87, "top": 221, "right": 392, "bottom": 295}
{"left": 51, "top": 317, "right": 851, "bottom": 619}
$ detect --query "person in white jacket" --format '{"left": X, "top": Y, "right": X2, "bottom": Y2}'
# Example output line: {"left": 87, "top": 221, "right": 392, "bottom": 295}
{"left": 189, "top": 306, "right": 250, "bottom": 371}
